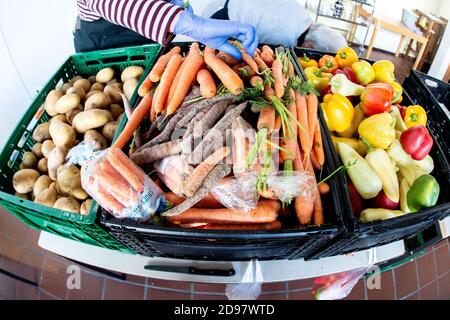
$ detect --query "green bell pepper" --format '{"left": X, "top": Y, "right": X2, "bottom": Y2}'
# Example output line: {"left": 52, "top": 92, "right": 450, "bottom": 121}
{"left": 407, "top": 174, "right": 440, "bottom": 212}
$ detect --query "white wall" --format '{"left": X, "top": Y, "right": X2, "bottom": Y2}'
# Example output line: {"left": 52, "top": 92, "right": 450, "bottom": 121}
{"left": 0, "top": 0, "right": 76, "bottom": 146}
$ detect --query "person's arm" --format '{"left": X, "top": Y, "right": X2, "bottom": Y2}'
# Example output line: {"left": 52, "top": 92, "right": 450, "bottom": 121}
{"left": 83, "top": 0, "right": 183, "bottom": 46}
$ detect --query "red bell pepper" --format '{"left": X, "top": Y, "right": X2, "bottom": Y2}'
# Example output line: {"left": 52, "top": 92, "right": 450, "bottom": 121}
{"left": 369, "top": 190, "right": 399, "bottom": 210}
{"left": 334, "top": 67, "right": 359, "bottom": 84}
{"left": 360, "top": 83, "right": 393, "bottom": 117}
{"left": 397, "top": 105, "right": 407, "bottom": 118}
{"left": 348, "top": 182, "right": 364, "bottom": 217}
{"left": 400, "top": 125, "right": 433, "bottom": 161}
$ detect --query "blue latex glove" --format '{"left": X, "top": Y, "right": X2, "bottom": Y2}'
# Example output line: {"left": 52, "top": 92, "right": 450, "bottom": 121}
{"left": 170, "top": 0, "right": 193, "bottom": 13}
{"left": 174, "top": 10, "right": 258, "bottom": 60}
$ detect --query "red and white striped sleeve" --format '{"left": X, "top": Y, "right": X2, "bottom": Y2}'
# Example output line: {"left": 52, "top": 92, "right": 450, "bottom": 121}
{"left": 78, "top": 0, "right": 183, "bottom": 46}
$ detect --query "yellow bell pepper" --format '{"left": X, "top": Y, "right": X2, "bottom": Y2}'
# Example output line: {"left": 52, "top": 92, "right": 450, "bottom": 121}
{"left": 358, "top": 113, "right": 396, "bottom": 149}
{"left": 304, "top": 67, "right": 332, "bottom": 93}
{"left": 298, "top": 54, "right": 318, "bottom": 69}
{"left": 336, "top": 47, "right": 359, "bottom": 68}
{"left": 404, "top": 105, "right": 427, "bottom": 128}
{"left": 373, "top": 60, "right": 395, "bottom": 83}
{"left": 390, "top": 81, "right": 403, "bottom": 104}
{"left": 321, "top": 93, "right": 355, "bottom": 133}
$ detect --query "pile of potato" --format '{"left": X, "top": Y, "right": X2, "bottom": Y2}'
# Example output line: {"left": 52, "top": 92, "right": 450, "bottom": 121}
{"left": 12, "top": 65, "right": 144, "bottom": 215}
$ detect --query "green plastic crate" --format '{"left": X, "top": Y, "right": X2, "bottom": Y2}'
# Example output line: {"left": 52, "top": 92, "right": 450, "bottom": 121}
{"left": 0, "top": 44, "right": 162, "bottom": 253}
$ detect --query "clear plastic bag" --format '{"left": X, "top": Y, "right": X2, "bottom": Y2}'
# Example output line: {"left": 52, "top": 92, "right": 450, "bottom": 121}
{"left": 312, "top": 248, "right": 377, "bottom": 300}
{"left": 267, "top": 171, "right": 316, "bottom": 204}
{"left": 153, "top": 155, "right": 193, "bottom": 196}
{"left": 226, "top": 259, "right": 263, "bottom": 300}
{"left": 68, "top": 143, "right": 165, "bottom": 222}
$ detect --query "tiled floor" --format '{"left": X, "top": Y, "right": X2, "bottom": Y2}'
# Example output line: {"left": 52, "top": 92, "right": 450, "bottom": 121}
{"left": 0, "top": 206, "right": 449, "bottom": 300}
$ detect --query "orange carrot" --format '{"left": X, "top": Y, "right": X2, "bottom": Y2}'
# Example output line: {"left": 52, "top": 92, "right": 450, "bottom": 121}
{"left": 149, "top": 46, "right": 181, "bottom": 83}
{"left": 289, "top": 62, "right": 295, "bottom": 77}
{"left": 204, "top": 48, "right": 244, "bottom": 95}
{"left": 167, "top": 57, "right": 186, "bottom": 105}
{"left": 113, "top": 93, "right": 153, "bottom": 150}
{"left": 293, "top": 146, "right": 314, "bottom": 225}
{"left": 313, "top": 117, "right": 325, "bottom": 167}
{"left": 254, "top": 52, "right": 269, "bottom": 72}
{"left": 183, "top": 147, "right": 230, "bottom": 197}
{"left": 96, "top": 183, "right": 125, "bottom": 213}
{"left": 138, "top": 74, "right": 153, "bottom": 97}
{"left": 217, "top": 51, "right": 239, "bottom": 66}
{"left": 264, "top": 85, "right": 276, "bottom": 100}
{"left": 306, "top": 94, "right": 319, "bottom": 152}
{"left": 304, "top": 157, "right": 324, "bottom": 226}
{"left": 167, "top": 43, "right": 204, "bottom": 115}
{"left": 200, "top": 221, "right": 282, "bottom": 230}
{"left": 165, "top": 192, "right": 223, "bottom": 208}
{"left": 295, "top": 92, "right": 310, "bottom": 157}
{"left": 236, "top": 65, "right": 256, "bottom": 79}
{"left": 258, "top": 107, "right": 276, "bottom": 131}
{"left": 309, "top": 149, "right": 321, "bottom": 171}
{"left": 197, "top": 69, "right": 217, "bottom": 98}
{"left": 318, "top": 182, "right": 330, "bottom": 195}
{"left": 166, "top": 200, "right": 280, "bottom": 225}
{"left": 272, "top": 59, "right": 285, "bottom": 98}
{"left": 280, "top": 89, "right": 298, "bottom": 163}
{"left": 250, "top": 76, "right": 264, "bottom": 88}
{"left": 107, "top": 148, "right": 145, "bottom": 192}
{"left": 152, "top": 53, "right": 183, "bottom": 115}
{"left": 274, "top": 116, "right": 282, "bottom": 131}
{"left": 240, "top": 49, "right": 258, "bottom": 73}
{"left": 261, "top": 45, "right": 275, "bottom": 57}
{"left": 149, "top": 101, "right": 157, "bottom": 122}
{"left": 204, "top": 47, "right": 216, "bottom": 55}
{"left": 260, "top": 51, "right": 275, "bottom": 67}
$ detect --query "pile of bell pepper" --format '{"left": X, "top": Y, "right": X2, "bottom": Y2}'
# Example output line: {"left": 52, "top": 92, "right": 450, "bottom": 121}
{"left": 300, "top": 47, "right": 441, "bottom": 223}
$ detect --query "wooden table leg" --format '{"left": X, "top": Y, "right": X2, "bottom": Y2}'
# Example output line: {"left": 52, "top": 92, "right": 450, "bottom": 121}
{"left": 365, "top": 23, "right": 379, "bottom": 59}
{"left": 413, "top": 41, "right": 427, "bottom": 70}
{"left": 396, "top": 35, "right": 406, "bottom": 58}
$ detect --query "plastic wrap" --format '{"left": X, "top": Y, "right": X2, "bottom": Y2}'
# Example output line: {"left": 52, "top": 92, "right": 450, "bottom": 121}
{"left": 153, "top": 155, "right": 194, "bottom": 195}
{"left": 226, "top": 259, "right": 263, "bottom": 300}
{"left": 267, "top": 171, "right": 316, "bottom": 204}
{"left": 68, "top": 143, "right": 165, "bottom": 222}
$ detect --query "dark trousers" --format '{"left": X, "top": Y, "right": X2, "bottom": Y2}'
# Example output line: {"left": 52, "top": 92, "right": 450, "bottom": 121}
{"left": 73, "top": 18, "right": 153, "bottom": 53}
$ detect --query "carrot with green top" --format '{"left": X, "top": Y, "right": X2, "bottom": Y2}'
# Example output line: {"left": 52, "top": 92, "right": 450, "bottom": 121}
{"left": 272, "top": 58, "right": 285, "bottom": 98}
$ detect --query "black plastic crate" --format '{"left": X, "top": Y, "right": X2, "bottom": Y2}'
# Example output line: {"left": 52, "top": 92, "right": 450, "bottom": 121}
{"left": 404, "top": 70, "right": 449, "bottom": 110}
{"left": 290, "top": 48, "right": 450, "bottom": 258}
{"left": 100, "top": 43, "right": 348, "bottom": 261}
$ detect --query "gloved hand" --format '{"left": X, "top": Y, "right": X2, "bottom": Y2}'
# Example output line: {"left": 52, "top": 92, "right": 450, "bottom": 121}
{"left": 173, "top": 10, "right": 258, "bottom": 60}
{"left": 170, "top": 0, "right": 193, "bottom": 13}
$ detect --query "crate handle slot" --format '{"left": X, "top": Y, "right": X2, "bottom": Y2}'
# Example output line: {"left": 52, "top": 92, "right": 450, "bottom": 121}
{"left": 144, "top": 265, "right": 236, "bottom": 277}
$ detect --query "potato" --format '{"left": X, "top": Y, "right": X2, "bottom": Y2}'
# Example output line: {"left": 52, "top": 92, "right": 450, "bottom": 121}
{"left": 49, "top": 120, "right": 76, "bottom": 148}
{"left": 84, "top": 130, "right": 107, "bottom": 151}
{"left": 109, "top": 104, "right": 124, "bottom": 119}
{"left": 61, "top": 83, "right": 72, "bottom": 94}
{"left": 85, "top": 90, "right": 102, "bottom": 100}
{"left": 32, "top": 122, "right": 51, "bottom": 143}
{"left": 32, "top": 143, "right": 43, "bottom": 159}
{"left": 89, "top": 82, "right": 104, "bottom": 92}
{"left": 45, "top": 90, "right": 64, "bottom": 116}
{"left": 104, "top": 85, "right": 122, "bottom": 104}
{"left": 22, "top": 151, "right": 37, "bottom": 168}
{"left": 88, "top": 75, "right": 97, "bottom": 83}
{"left": 66, "top": 106, "right": 83, "bottom": 125}
{"left": 54, "top": 197, "right": 80, "bottom": 213}
{"left": 48, "top": 147, "right": 67, "bottom": 180}
{"left": 49, "top": 182, "right": 57, "bottom": 193}
{"left": 102, "top": 121, "right": 119, "bottom": 142}
{"left": 80, "top": 199, "right": 93, "bottom": 215}
{"left": 123, "top": 77, "right": 139, "bottom": 101}
{"left": 71, "top": 188, "right": 89, "bottom": 201}
{"left": 69, "top": 75, "right": 83, "bottom": 85}
{"left": 73, "top": 109, "right": 113, "bottom": 134}
{"left": 55, "top": 93, "right": 81, "bottom": 114}
{"left": 37, "top": 158, "right": 48, "bottom": 174}
{"left": 57, "top": 165, "right": 82, "bottom": 194}
{"left": 34, "top": 188, "right": 57, "bottom": 207}
{"left": 66, "top": 86, "right": 86, "bottom": 100}
{"left": 19, "top": 163, "right": 27, "bottom": 170}
{"left": 121, "top": 66, "right": 144, "bottom": 82}
{"left": 96, "top": 67, "right": 115, "bottom": 83}
{"left": 108, "top": 81, "right": 123, "bottom": 91}
{"left": 33, "top": 175, "right": 52, "bottom": 198}
{"left": 73, "top": 78, "right": 91, "bottom": 92}
{"left": 84, "top": 92, "right": 111, "bottom": 110}
{"left": 50, "top": 114, "right": 68, "bottom": 124}
{"left": 13, "top": 169, "right": 40, "bottom": 193}
{"left": 41, "top": 140, "right": 56, "bottom": 158}
{"left": 15, "top": 192, "right": 30, "bottom": 200}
